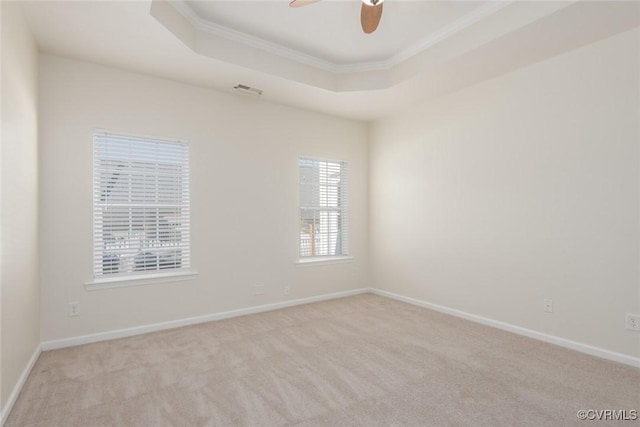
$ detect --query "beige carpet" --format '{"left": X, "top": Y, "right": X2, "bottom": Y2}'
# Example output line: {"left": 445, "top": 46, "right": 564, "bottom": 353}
{"left": 6, "top": 293, "right": 639, "bottom": 426}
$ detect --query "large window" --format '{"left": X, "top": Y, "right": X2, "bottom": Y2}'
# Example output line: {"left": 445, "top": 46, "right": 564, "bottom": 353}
{"left": 299, "top": 157, "right": 349, "bottom": 259}
{"left": 93, "top": 131, "right": 190, "bottom": 280}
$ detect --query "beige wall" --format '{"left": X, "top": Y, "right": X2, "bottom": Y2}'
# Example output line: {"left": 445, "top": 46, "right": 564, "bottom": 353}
{"left": 370, "top": 29, "right": 640, "bottom": 358}
{"left": 1, "top": 1, "right": 40, "bottom": 410}
{"left": 38, "top": 55, "right": 369, "bottom": 342}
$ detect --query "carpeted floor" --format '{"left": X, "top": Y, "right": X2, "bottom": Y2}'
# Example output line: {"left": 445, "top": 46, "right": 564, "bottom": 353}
{"left": 6, "top": 293, "right": 640, "bottom": 426}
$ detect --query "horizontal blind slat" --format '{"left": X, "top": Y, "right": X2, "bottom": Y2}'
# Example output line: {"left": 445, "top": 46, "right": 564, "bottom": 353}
{"left": 298, "top": 157, "right": 349, "bottom": 258}
{"left": 93, "top": 132, "right": 191, "bottom": 278}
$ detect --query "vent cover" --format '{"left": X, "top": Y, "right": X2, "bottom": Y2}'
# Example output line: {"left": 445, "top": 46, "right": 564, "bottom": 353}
{"left": 234, "top": 84, "right": 263, "bottom": 97}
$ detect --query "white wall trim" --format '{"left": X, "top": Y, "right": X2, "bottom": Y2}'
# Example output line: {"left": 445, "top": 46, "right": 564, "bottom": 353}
{"left": 370, "top": 288, "right": 640, "bottom": 369}
{"left": 1, "top": 344, "right": 42, "bottom": 427}
{"left": 296, "top": 256, "right": 354, "bottom": 268}
{"left": 41, "top": 288, "right": 369, "bottom": 351}
{"left": 84, "top": 271, "right": 198, "bottom": 291}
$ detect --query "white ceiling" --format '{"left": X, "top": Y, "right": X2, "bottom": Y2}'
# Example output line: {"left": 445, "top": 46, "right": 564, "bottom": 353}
{"left": 19, "top": 1, "right": 640, "bottom": 122}
{"left": 182, "top": 0, "right": 487, "bottom": 65}
{"left": 160, "top": 0, "right": 518, "bottom": 89}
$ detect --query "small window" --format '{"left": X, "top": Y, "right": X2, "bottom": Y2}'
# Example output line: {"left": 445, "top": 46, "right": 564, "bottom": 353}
{"left": 299, "top": 157, "right": 349, "bottom": 259}
{"left": 93, "top": 131, "right": 191, "bottom": 280}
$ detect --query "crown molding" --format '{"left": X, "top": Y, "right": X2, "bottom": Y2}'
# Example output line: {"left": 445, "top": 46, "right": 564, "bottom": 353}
{"left": 386, "top": 0, "right": 513, "bottom": 66}
{"left": 167, "top": 0, "right": 514, "bottom": 74}
{"left": 168, "top": 0, "right": 339, "bottom": 72}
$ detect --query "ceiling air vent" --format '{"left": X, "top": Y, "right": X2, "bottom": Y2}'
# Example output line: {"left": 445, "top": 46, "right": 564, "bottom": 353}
{"left": 233, "top": 84, "right": 263, "bottom": 98}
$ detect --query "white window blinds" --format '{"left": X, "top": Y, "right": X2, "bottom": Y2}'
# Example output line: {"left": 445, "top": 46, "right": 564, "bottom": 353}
{"left": 299, "top": 157, "right": 349, "bottom": 258}
{"left": 93, "top": 132, "right": 190, "bottom": 279}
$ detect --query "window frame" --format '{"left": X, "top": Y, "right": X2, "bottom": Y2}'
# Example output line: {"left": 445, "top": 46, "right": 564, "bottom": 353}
{"left": 87, "top": 129, "right": 196, "bottom": 289}
{"left": 296, "top": 155, "right": 352, "bottom": 266}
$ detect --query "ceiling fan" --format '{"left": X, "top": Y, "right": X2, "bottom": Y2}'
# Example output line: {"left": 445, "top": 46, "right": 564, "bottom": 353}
{"left": 289, "top": 0, "right": 385, "bottom": 34}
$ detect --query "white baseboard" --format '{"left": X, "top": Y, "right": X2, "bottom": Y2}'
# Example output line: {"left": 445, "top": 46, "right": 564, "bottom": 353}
{"left": 370, "top": 288, "right": 640, "bottom": 369}
{"left": 41, "top": 288, "right": 369, "bottom": 351}
{"left": 1, "top": 343, "right": 42, "bottom": 427}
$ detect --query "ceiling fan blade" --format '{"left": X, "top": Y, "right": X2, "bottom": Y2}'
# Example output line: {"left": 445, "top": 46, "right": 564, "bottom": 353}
{"left": 361, "top": 2, "right": 383, "bottom": 34}
{"left": 289, "top": 0, "right": 321, "bottom": 7}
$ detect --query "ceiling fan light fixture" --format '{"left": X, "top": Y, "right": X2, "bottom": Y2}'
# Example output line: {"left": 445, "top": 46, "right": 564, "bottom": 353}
{"left": 362, "top": 0, "right": 383, "bottom": 6}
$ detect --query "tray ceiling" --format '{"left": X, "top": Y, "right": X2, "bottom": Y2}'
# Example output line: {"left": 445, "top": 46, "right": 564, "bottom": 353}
{"left": 180, "top": 0, "right": 489, "bottom": 66}
{"left": 20, "top": 1, "right": 640, "bottom": 120}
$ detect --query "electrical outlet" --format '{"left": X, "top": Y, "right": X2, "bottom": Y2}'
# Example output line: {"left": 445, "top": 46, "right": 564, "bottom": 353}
{"left": 68, "top": 302, "right": 80, "bottom": 317}
{"left": 254, "top": 284, "right": 265, "bottom": 296}
{"left": 284, "top": 285, "right": 291, "bottom": 296}
{"left": 543, "top": 299, "right": 553, "bottom": 313}
{"left": 626, "top": 313, "right": 640, "bottom": 332}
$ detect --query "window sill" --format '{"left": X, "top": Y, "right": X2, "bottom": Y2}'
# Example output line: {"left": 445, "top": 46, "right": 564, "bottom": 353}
{"left": 296, "top": 256, "right": 353, "bottom": 267}
{"left": 84, "top": 270, "right": 198, "bottom": 291}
